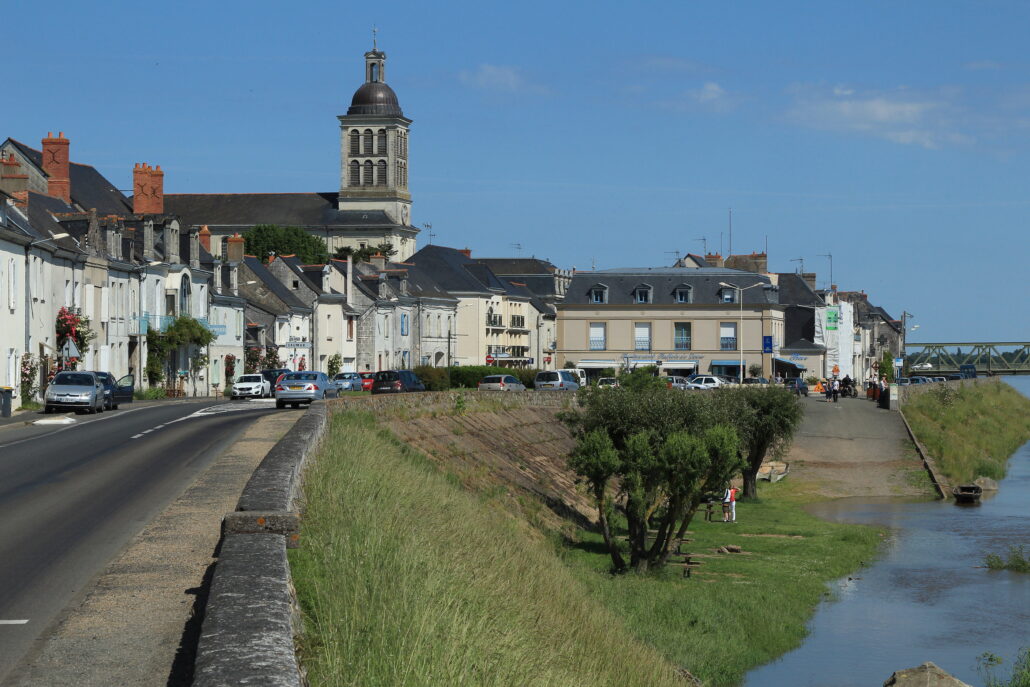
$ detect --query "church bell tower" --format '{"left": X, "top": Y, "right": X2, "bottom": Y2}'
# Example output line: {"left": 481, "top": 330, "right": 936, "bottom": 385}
{"left": 338, "top": 44, "right": 413, "bottom": 228}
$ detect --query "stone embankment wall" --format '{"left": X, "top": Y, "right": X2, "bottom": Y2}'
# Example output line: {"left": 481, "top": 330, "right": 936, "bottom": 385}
{"left": 328, "top": 389, "right": 577, "bottom": 413}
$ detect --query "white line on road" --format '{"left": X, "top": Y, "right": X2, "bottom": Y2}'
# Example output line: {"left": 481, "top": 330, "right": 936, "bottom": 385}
{"left": 130, "top": 433, "right": 145, "bottom": 439}
{"left": 0, "top": 619, "right": 29, "bottom": 625}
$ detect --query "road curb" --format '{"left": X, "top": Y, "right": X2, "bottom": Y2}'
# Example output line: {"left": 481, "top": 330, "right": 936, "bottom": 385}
{"left": 193, "top": 402, "right": 327, "bottom": 687}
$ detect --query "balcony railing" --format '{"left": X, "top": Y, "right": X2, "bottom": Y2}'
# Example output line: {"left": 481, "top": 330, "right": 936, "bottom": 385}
{"left": 674, "top": 336, "right": 692, "bottom": 351}
{"left": 128, "top": 314, "right": 149, "bottom": 336}
{"left": 635, "top": 337, "right": 651, "bottom": 351}
{"left": 720, "top": 337, "right": 737, "bottom": 351}
{"left": 485, "top": 315, "right": 504, "bottom": 328}
{"left": 509, "top": 316, "right": 527, "bottom": 329}
{"left": 589, "top": 337, "right": 606, "bottom": 351}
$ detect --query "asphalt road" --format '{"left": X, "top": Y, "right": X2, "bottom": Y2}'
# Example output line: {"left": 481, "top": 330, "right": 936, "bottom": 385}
{"left": 0, "top": 399, "right": 279, "bottom": 684}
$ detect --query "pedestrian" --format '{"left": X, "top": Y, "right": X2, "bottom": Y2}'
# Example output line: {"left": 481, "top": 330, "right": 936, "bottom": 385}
{"left": 824, "top": 379, "right": 833, "bottom": 402}
{"left": 878, "top": 375, "right": 890, "bottom": 409}
{"left": 722, "top": 485, "right": 733, "bottom": 522}
{"left": 730, "top": 485, "right": 738, "bottom": 522}
{"left": 832, "top": 378, "right": 840, "bottom": 403}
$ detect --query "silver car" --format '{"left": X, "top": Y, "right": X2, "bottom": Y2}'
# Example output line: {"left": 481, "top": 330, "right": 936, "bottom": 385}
{"left": 275, "top": 371, "right": 336, "bottom": 408}
{"left": 477, "top": 374, "right": 526, "bottom": 391}
{"left": 332, "top": 372, "right": 363, "bottom": 392}
{"left": 534, "top": 370, "right": 580, "bottom": 391}
{"left": 44, "top": 371, "right": 105, "bottom": 414}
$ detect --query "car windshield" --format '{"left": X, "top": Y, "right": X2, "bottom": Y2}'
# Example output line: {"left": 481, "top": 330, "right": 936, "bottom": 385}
{"left": 537, "top": 372, "right": 559, "bottom": 382}
{"left": 239, "top": 375, "right": 262, "bottom": 383}
{"left": 334, "top": 373, "right": 355, "bottom": 380}
{"left": 93, "top": 372, "right": 111, "bottom": 383}
{"left": 54, "top": 373, "right": 93, "bottom": 386}
{"left": 284, "top": 373, "right": 318, "bottom": 381}
{"left": 482, "top": 376, "right": 503, "bottom": 383}
{"left": 375, "top": 371, "right": 400, "bottom": 381}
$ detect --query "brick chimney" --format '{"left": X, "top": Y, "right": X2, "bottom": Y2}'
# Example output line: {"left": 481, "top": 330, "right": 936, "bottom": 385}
{"left": 1, "top": 153, "right": 28, "bottom": 195}
{"left": 801, "top": 272, "right": 817, "bottom": 291}
{"left": 133, "top": 163, "right": 151, "bottom": 214}
{"left": 189, "top": 227, "right": 200, "bottom": 268}
{"left": 226, "top": 233, "right": 245, "bottom": 262}
{"left": 150, "top": 165, "right": 164, "bottom": 214}
{"left": 42, "top": 132, "right": 71, "bottom": 204}
{"left": 458, "top": 247, "right": 472, "bottom": 258}
{"left": 705, "top": 252, "right": 724, "bottom": 268}
{"left": 198, "top": 225, "right": 211, "bottom": 253}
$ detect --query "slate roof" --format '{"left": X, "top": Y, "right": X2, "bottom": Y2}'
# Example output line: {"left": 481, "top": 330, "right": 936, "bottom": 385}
{"left": 386, "top": 262, "right": 458, "bottom": 302}
{"left": 408, "top": 245, "right": 505, "bottom": 295}
{"left": 564, "top": 268, "right": 778, "bottom": 306}
{"left": 7, "top": 139, "right": 132, "bottom": 215}
{"left": 243, "top": 256, "right": 310, "bottom": 311}
{"left": 474, "top": 257, "right": 557, "bottom": 275}
{"left": 775, "top": 273, "right": 825, "bottom": 307}
{"left": 780, "top": 339, "right": 827, "bottom": 353}
{"left": 277, "top": 255, "right": 325, "bottom": 294}
{"left": 163, "top": 193, "right": 397, "bottom": 228}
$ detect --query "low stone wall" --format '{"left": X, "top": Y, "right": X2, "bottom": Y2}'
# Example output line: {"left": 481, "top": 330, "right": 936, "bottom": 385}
{"left": 898, "top": 375, "right": 998, "bottom": 404}
{"left": 327, "top": 389, "right": 578, "bottom": 414}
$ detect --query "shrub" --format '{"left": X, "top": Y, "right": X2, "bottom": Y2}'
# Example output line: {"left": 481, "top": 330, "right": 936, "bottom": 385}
{"left": 414, "top": 365, "right": 450, "bottom": 391}
{"left": 985, "top": 545, "right": 1030, "bottom": 573}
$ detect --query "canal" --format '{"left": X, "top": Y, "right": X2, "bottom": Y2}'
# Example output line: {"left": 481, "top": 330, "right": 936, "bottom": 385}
{"left": 745, "top": 377, "right": 1030, "bottom": 687}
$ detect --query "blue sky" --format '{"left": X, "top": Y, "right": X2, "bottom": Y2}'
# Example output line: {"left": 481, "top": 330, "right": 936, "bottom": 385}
{"left": 6, "top": 0, "right": 1029, "bottom": 341}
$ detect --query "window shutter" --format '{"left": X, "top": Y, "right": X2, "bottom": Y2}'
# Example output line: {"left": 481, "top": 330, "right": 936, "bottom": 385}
{"left": 101, "top": 286, "right": 110, "bottom": 323}
{"left": 377, "top": 160, "right": 387, "bottom": 186}
{"left": 7, "top": 259, "right": 15, "bottom": 310}
{"left": 378, "top": 129, "right": 387, "bottom": 154}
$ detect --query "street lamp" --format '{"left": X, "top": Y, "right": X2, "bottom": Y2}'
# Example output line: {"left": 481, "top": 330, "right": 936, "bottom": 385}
{"left": 719, "top": 281, "right": 768, "bottom": 383}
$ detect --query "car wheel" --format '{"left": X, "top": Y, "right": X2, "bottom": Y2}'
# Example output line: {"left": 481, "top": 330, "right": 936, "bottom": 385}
{"left": 276, "top": 400, "right": 285, "bottom": 409}
{"left": 44, "top": 406, "right": 52, "bottom": 414}
{"left": 112, "top": 404, "right": 119, "bottom": 410}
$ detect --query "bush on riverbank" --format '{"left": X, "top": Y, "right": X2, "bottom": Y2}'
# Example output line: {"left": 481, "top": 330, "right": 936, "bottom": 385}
{"left": 290, "top": 410, "right": 685, "bottom": 687}
{"left": 902, "top": 381, "right": 1030, "bottom": 484}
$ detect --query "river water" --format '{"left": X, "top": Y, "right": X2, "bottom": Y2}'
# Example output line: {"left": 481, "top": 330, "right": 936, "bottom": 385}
{"left": 744, "top": 378, "right": 1030, "bottom": 687}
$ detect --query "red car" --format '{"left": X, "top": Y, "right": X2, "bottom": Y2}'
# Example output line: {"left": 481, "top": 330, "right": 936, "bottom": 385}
{"left": 360, "top": 372, "right": 376, "bottom": 391}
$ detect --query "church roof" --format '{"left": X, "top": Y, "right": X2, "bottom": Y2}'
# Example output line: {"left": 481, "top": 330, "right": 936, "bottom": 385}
{"left": 348, "top": 82, "right": 404, "bottom": 117}
{"left": 163, "top": 193, "right": 397, "bottom": 229}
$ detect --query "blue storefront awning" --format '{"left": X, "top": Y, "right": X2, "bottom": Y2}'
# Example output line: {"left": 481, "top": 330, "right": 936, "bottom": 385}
{"left": 711, "top": 360, "right": 742, "bottom": 366}
{"left": 773, "top": 357, "right": 807, "bottom": 370}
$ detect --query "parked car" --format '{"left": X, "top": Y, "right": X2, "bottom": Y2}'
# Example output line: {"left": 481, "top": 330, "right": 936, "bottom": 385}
{"left": 477, "top": 374, "right": 526, "bottom": 391}
{"left": 662, "top": 375, "right": 689, "bottom": 390}
{"left": 959, "top": 364, "right": 977, "bottom": 379}
{"left": 260, "top": 368, "right": 291, "bottom": 397}
{"left": 274, "top": 371, "right": 335, "bottom": 408}
{"left": 897, "top": 377, "right": 912, "bottom": 386}
{"left": 946, "top": 374, "right": 964, "bottom": 381}
{"left": 685, "top": 375, "right": 727, "bottom": 390}
{"left": 596, "top": 377, "right": 619, "bottom": 389}
{"left": 360, "top": 371, "right": 376, "bottom": 391}
{"left": 92, "top": 371, "right": 134, "bottom": 410}
{"left": 933, "top": 376, "right": 947, "bottom": 383}
{"left": 44, "top": 371, "right": 105, "bottom": 414}
{"left": 232, "top": 373, "right": 271, "bottom": 399}
{"left": 784, "top": 377, "right": 809, "bottom": 396}
{"left": 742, "top": 377, "right": 770, "bottom": 386}
{"left": 534, "top": 370, "right": 580, "bottom": 391}
{"left": 371, "top": 369, "right": 426, "bottom": 394}
{"left": 332, "top": 372, "right": 363, "bottom": 392}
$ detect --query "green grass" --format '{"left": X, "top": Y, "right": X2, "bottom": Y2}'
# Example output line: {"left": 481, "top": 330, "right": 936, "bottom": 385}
{"left": 18, "top": 400, "right": 42, "bottom": 411}
{"left": 559, "top": 483, "right": 883, "bottom": 687}
{"left": 985, "top": 545, "right": 1030, "bottom": 573}
{"left": 133, "top": 387, "right": 167, "bottom": 400}
{"left": 290, "top": 410, "right": 686, "bottom": 687}
{"left": 903, "top": 381, "right": 1030, "bottom": 484}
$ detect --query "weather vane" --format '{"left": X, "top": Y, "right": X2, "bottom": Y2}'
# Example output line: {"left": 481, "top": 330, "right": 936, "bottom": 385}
{"left": 372, "top": 25, "right": 378, "bottom": 51}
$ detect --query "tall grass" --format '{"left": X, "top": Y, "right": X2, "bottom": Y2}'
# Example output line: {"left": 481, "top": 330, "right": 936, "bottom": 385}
{"left": 290, "top": 410, "right": 685, "bottom": 686}
{"left": 561, "top": 482, "right": 883, "bottom": 687}
{"left": 902, "top": 381, "right": 1030, "bottom": 484}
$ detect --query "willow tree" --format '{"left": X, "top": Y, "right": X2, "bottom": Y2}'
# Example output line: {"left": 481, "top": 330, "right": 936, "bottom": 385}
{"left": 564, "top": 388, "right": 743, "bottom": 573}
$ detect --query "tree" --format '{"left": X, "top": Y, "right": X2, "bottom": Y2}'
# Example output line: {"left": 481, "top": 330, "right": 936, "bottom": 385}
{"left": 327, "top": 353, "right": 342, "bottom": 378}
{"left": 618, "top": 365, "right": 666, "bottom": 392}
{"left": 879, "top": 350, "right": 895, "bottom": 382}
{"left": 145, "top": 315, "right": 216, "bottom": 386}
{"left": 748, "top": 363, "right": 763, "bottom": 378}
{"left": 715, "top": 386, "right": 804, "bottom": 499}
{"left": 563, "top": 387, "right": 743, "bottom": 572}
{"left": 244, "top": 225, "right": 329, "bottom": 264}
{"left": 334, "top": 242, "right": 397, "bottom": 263}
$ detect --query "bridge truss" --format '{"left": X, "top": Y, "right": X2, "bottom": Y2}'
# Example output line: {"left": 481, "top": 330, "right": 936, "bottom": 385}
{"left": 904, "top": 342, "right": 1030, "bottom": 375}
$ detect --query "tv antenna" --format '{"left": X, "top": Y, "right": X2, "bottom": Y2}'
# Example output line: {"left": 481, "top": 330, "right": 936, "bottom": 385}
{"left": 665, "top": 250, "right": 681, "bottom": 265}
{"left": 818, "top": 252, "right": 833, "bottom": 289}
{"left": 790, "top": 257, "right": 805, "bottom": 274}
{"left": 510, "top": 242, "right": 522, "bottom": 257}
{"left": 422, "top": 222, "right": 434, "bottom": 244}
{"left": 695, "top": 237, "right": 708, "bottom": 255}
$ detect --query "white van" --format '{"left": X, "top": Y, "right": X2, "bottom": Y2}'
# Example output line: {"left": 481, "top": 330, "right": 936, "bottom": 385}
{"left": 534, "top": 370, "right": 581, "bottom": 391}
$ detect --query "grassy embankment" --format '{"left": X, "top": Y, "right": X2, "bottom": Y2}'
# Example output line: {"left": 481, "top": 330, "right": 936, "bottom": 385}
{"left": 902, "top": 381, "right": 1030, "bottom": 484}
{"left": 292, "top": 407, "right": 884, "bottom": 686}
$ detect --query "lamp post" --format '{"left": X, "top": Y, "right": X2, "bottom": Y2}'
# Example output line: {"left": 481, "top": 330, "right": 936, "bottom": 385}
{"left": 720, "top": 281, "right": 767, "bottom": 383}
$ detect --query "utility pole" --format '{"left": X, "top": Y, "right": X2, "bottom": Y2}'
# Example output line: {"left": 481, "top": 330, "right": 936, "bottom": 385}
{"left": 728, "top": 208, "right": 733, "bottom": 257}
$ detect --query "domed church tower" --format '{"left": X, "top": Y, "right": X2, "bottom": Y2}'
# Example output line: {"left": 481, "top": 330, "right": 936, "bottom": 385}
{"left": 338, "top": 45, "right": 413, "bottom": 231}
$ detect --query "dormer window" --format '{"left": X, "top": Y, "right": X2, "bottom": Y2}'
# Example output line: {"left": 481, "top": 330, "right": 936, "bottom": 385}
{"left": 633, "top": 284, "right": 653, "bottom": 304}
{"left": 674, "top": 285, "right": 693, "bottom": 304}
{"left": 589, "top": 284, "right": 608, "bottom": 304}
{"left": 719, "top": 288, "right": 736, "bottom": 304}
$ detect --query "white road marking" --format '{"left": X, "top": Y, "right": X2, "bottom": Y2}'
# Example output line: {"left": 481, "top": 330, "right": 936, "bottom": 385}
{"left": 128, "top": 402, "right": 274, "bottom": 439}
{"left": 33, "top": 417, "right": 77, "bottom": 425}
{"left": 0, "top": 619, "right": 29, "bottom": 625}
{"left": 130, "top": 433, "right": 145, "bottom": 439}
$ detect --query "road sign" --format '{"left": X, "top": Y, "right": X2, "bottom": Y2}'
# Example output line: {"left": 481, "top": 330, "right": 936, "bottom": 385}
{"left": 486, "top": 355, "right": 495, "bottom": 364}
{"left": 60, "top": 339, "right": 81, "bottom": 359}
{"left": 762, "top": 336, "right": 773, "bottom": 354}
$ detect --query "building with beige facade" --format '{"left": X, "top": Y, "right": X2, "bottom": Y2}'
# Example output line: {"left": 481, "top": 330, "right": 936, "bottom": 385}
{"left": 557, "top": 267, "right": 788, "bottom": 381}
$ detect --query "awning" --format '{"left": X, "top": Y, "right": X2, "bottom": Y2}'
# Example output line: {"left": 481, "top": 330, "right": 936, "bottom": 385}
{"left": 711, "top": 360, "right": 743, "bottom": 366}
{"left": 773, "top": 357, "right": 807, "bottom": 370}
{"left": 576, "top": 360, "right": 619, "bottom": 369}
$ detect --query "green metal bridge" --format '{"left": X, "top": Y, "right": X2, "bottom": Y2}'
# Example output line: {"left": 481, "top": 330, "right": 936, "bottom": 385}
{"left": 904, "top": 342, "right": 1030, "bottom": 375}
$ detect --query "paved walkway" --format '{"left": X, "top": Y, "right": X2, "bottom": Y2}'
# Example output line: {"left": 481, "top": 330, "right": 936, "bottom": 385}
{"left": 786, "top": 394, "right": 929, "bottom": 499}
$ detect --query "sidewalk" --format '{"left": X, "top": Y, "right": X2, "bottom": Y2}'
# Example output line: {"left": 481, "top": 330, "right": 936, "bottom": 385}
{"left": 786, "top": 394, "right": 930, "bottom": 499}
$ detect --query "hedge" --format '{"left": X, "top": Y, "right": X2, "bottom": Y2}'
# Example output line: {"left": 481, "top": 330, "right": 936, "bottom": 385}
{"left": 412, "top": 365, "right": 543, "bottom": 390}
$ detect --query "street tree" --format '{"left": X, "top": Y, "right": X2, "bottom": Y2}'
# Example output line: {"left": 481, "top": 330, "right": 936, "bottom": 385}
{"left": 334, "top": 242, "right": 397, "bottom": 263}
{"left": 714, "top": 385, "right": 803, "bottom": 499}
{"left": 244, "top": 225, "right": 329, "bottom": 264}
{"left": 564, "top": 387, "right": 742, "bottom": 572}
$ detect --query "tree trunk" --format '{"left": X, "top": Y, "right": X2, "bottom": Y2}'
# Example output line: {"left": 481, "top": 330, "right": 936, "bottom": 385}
{"left": 741, "top": 468, "right": 759, "bottom": 500}
{"left": 594, "top": 487, "right": 625, "bottom": 571}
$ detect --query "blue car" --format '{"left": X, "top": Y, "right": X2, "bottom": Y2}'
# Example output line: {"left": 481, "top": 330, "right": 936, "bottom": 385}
{"left": 784, "top": 377, "right": 809, "bottom": 397}
{"left": 332, "top": 372, "right": 363, "bottom": 392}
